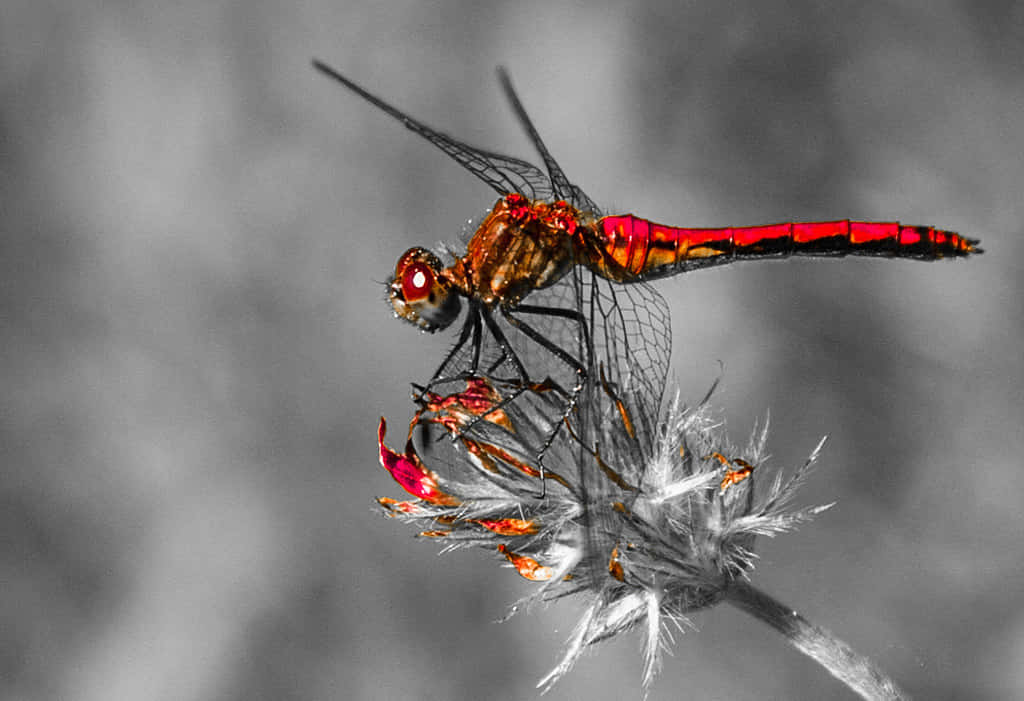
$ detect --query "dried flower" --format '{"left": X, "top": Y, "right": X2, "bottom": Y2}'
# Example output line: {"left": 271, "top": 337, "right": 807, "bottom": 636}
{"left": 375, "top": 377, "right": 837, "bottom": 695}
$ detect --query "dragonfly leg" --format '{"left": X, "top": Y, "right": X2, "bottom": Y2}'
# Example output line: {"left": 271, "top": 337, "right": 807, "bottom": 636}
{"left": 513, "top": 303, "right": 591, "bottom": 352}
{"left": 415, "top": 304, "right": 484, "bottom": 401}
{"left": 428, "top": 307, "right": 564, "bottom": 450}
{"left": 480, "top": 306, "right": 532, "bottom": 383}
{"left": 501, "top": 305, "right": 591, "bottom": 497}
{"left": 411, "top": 307, "right": 485, "bottom": 454}
{"left": 460, "top": 376, "right": 571, "bottom": 435}
{"left": 456, "top": 307, "right": 551, "bottom": 435}
{"left": 505, "top": 303, "right": 591, "bottom": 443}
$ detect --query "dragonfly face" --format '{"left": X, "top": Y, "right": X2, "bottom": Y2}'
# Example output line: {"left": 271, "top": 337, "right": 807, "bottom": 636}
{"left": 388, "top": 247, "right": 462, "bottom": 332}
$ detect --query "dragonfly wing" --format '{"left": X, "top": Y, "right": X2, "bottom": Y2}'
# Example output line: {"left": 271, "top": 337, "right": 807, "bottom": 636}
{"left": 573, "top": 269, "right": 673, "bottom": 585}
{"left": 496, "top": 68, "right": 601, "bottom": 215}
{"left": 314, "top": 60, "right": 553, "bottom": 201}
{"left": 585, "top": 272, "right": 671, "bottom": 457}
{"left": 450, "top": 146, "right": 554, "bottom": 202}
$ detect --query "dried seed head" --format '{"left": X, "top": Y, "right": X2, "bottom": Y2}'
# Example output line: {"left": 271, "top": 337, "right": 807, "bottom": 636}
{"left": 375, "top": 380, "right": 830, "bottom": 694}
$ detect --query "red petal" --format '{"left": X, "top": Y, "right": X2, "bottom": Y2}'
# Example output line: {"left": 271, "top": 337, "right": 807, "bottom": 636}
{"left": 378, "top": 418, "right": 460, "bottom": 506}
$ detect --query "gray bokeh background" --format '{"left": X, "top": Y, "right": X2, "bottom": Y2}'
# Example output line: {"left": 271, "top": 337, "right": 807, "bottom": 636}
{"left": 3, "top": 1, "right": 1022, "bottom": 699}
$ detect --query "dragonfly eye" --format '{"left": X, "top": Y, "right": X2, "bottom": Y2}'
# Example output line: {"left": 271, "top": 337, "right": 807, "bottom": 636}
{"left": 400, "top": 261, "right": 435, "bottom": 301}
{"left": 389, "top": 247, "right": 461, "bottom": 331}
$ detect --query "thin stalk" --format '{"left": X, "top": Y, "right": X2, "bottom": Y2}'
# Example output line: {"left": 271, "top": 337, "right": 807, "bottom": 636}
{"left": 724, "top": 580, "right": 909, "bottom": 701}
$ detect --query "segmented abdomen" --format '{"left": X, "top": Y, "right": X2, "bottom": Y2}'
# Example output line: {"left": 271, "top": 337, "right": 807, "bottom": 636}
{"left": 594, "top": 215, "right": 981, "bottom": 281}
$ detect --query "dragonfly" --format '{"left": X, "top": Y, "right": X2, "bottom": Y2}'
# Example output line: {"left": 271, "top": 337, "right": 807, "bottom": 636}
{"left": 313, "top": 60, "right": 981, "bottom": 476}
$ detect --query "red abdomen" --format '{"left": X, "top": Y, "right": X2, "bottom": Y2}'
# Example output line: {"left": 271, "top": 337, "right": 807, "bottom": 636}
{"left": 593, "top": 215, "right": 981, "bottom": 281}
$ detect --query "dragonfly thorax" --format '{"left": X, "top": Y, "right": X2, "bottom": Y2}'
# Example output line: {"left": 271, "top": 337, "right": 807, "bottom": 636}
{"left": 447, "top": 195, "right": 582, "bottom": 308}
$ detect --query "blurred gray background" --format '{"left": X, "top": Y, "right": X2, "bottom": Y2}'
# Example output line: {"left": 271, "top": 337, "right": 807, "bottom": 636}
{"left": 2, "top": 1, "right": 1021, "bottom": 699}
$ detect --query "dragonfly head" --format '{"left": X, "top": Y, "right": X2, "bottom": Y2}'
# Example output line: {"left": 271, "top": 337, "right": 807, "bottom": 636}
{"left": 389, "top": 247, "right": 461, "bottom": 332}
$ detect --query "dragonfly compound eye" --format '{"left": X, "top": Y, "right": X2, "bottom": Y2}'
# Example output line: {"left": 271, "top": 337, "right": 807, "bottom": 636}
{"left": 389, "top": 247, "right": 461, "bottom": 331}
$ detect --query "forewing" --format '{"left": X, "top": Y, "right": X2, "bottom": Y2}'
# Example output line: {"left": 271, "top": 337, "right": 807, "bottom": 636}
{"left": 314, "top": 61, "right": 553, "bottom": 200}
{"left": 496, "top": 68, "right": 601, "bottom": 215}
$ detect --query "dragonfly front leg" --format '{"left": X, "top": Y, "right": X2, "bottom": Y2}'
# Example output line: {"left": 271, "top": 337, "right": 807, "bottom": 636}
{"left": 414, "top": 304, "right": 484, "bottom": 403}
{"left": 444, "top": 307, "right": 551, "bottom": 437}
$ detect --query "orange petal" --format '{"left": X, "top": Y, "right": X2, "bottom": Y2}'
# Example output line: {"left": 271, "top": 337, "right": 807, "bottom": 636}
{"left": 497, "top": 544, "right": 553, "bottom": 581}
{"left": 720, "top": 458, "right": 755, "bottom": 493}
{"left": 461, "top": 438, "right": 501, "bottom": 473}
{"left": 608, "top": 545, "right": 625, "bottom": 582}
{"left": 376, "top": 497, "right": 422, "bottom": 514}
{"left": 704, "top": 451, "right": 729, "bottom": 467}
{"left": 473, "top": 518, "right": 538, "bottom": 536}
{"left": 471, "top": 440, "right": 571, "bottom": 489}
{"left": 599, "top": 363, "right": 636, "bottom": 439}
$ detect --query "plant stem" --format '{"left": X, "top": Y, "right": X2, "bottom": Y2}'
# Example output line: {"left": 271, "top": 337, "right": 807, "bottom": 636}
{"left": 724, "top": 580, "right": 910, "bottom": 701}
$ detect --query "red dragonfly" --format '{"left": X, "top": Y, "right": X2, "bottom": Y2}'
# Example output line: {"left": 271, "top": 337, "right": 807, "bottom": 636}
{"left": 314, "top": 61, "right": 980, "bottom": 467}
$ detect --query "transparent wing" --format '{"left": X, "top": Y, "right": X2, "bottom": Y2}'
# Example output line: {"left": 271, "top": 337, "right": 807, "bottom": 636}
{"left": 497, "top": 270, "right": 672, "bottom": 586}
{"left": 314, "top": 61, "right": 554, "bottom": 201}
{"left": 496, "top": 67, "right": 601, "bottom": 215}
{"left": 585, "top": 272, "right": 672, "bottom": 458}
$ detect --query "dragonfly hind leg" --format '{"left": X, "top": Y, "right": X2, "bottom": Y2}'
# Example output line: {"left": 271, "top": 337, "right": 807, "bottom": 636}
{"left": 500, "top": 303, "right": 592, "bottom": 493}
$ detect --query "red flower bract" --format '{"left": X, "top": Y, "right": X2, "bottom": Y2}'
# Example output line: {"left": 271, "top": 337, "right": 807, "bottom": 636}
{"left": 377, "top": 418, "right": 460, "bottom": 506}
